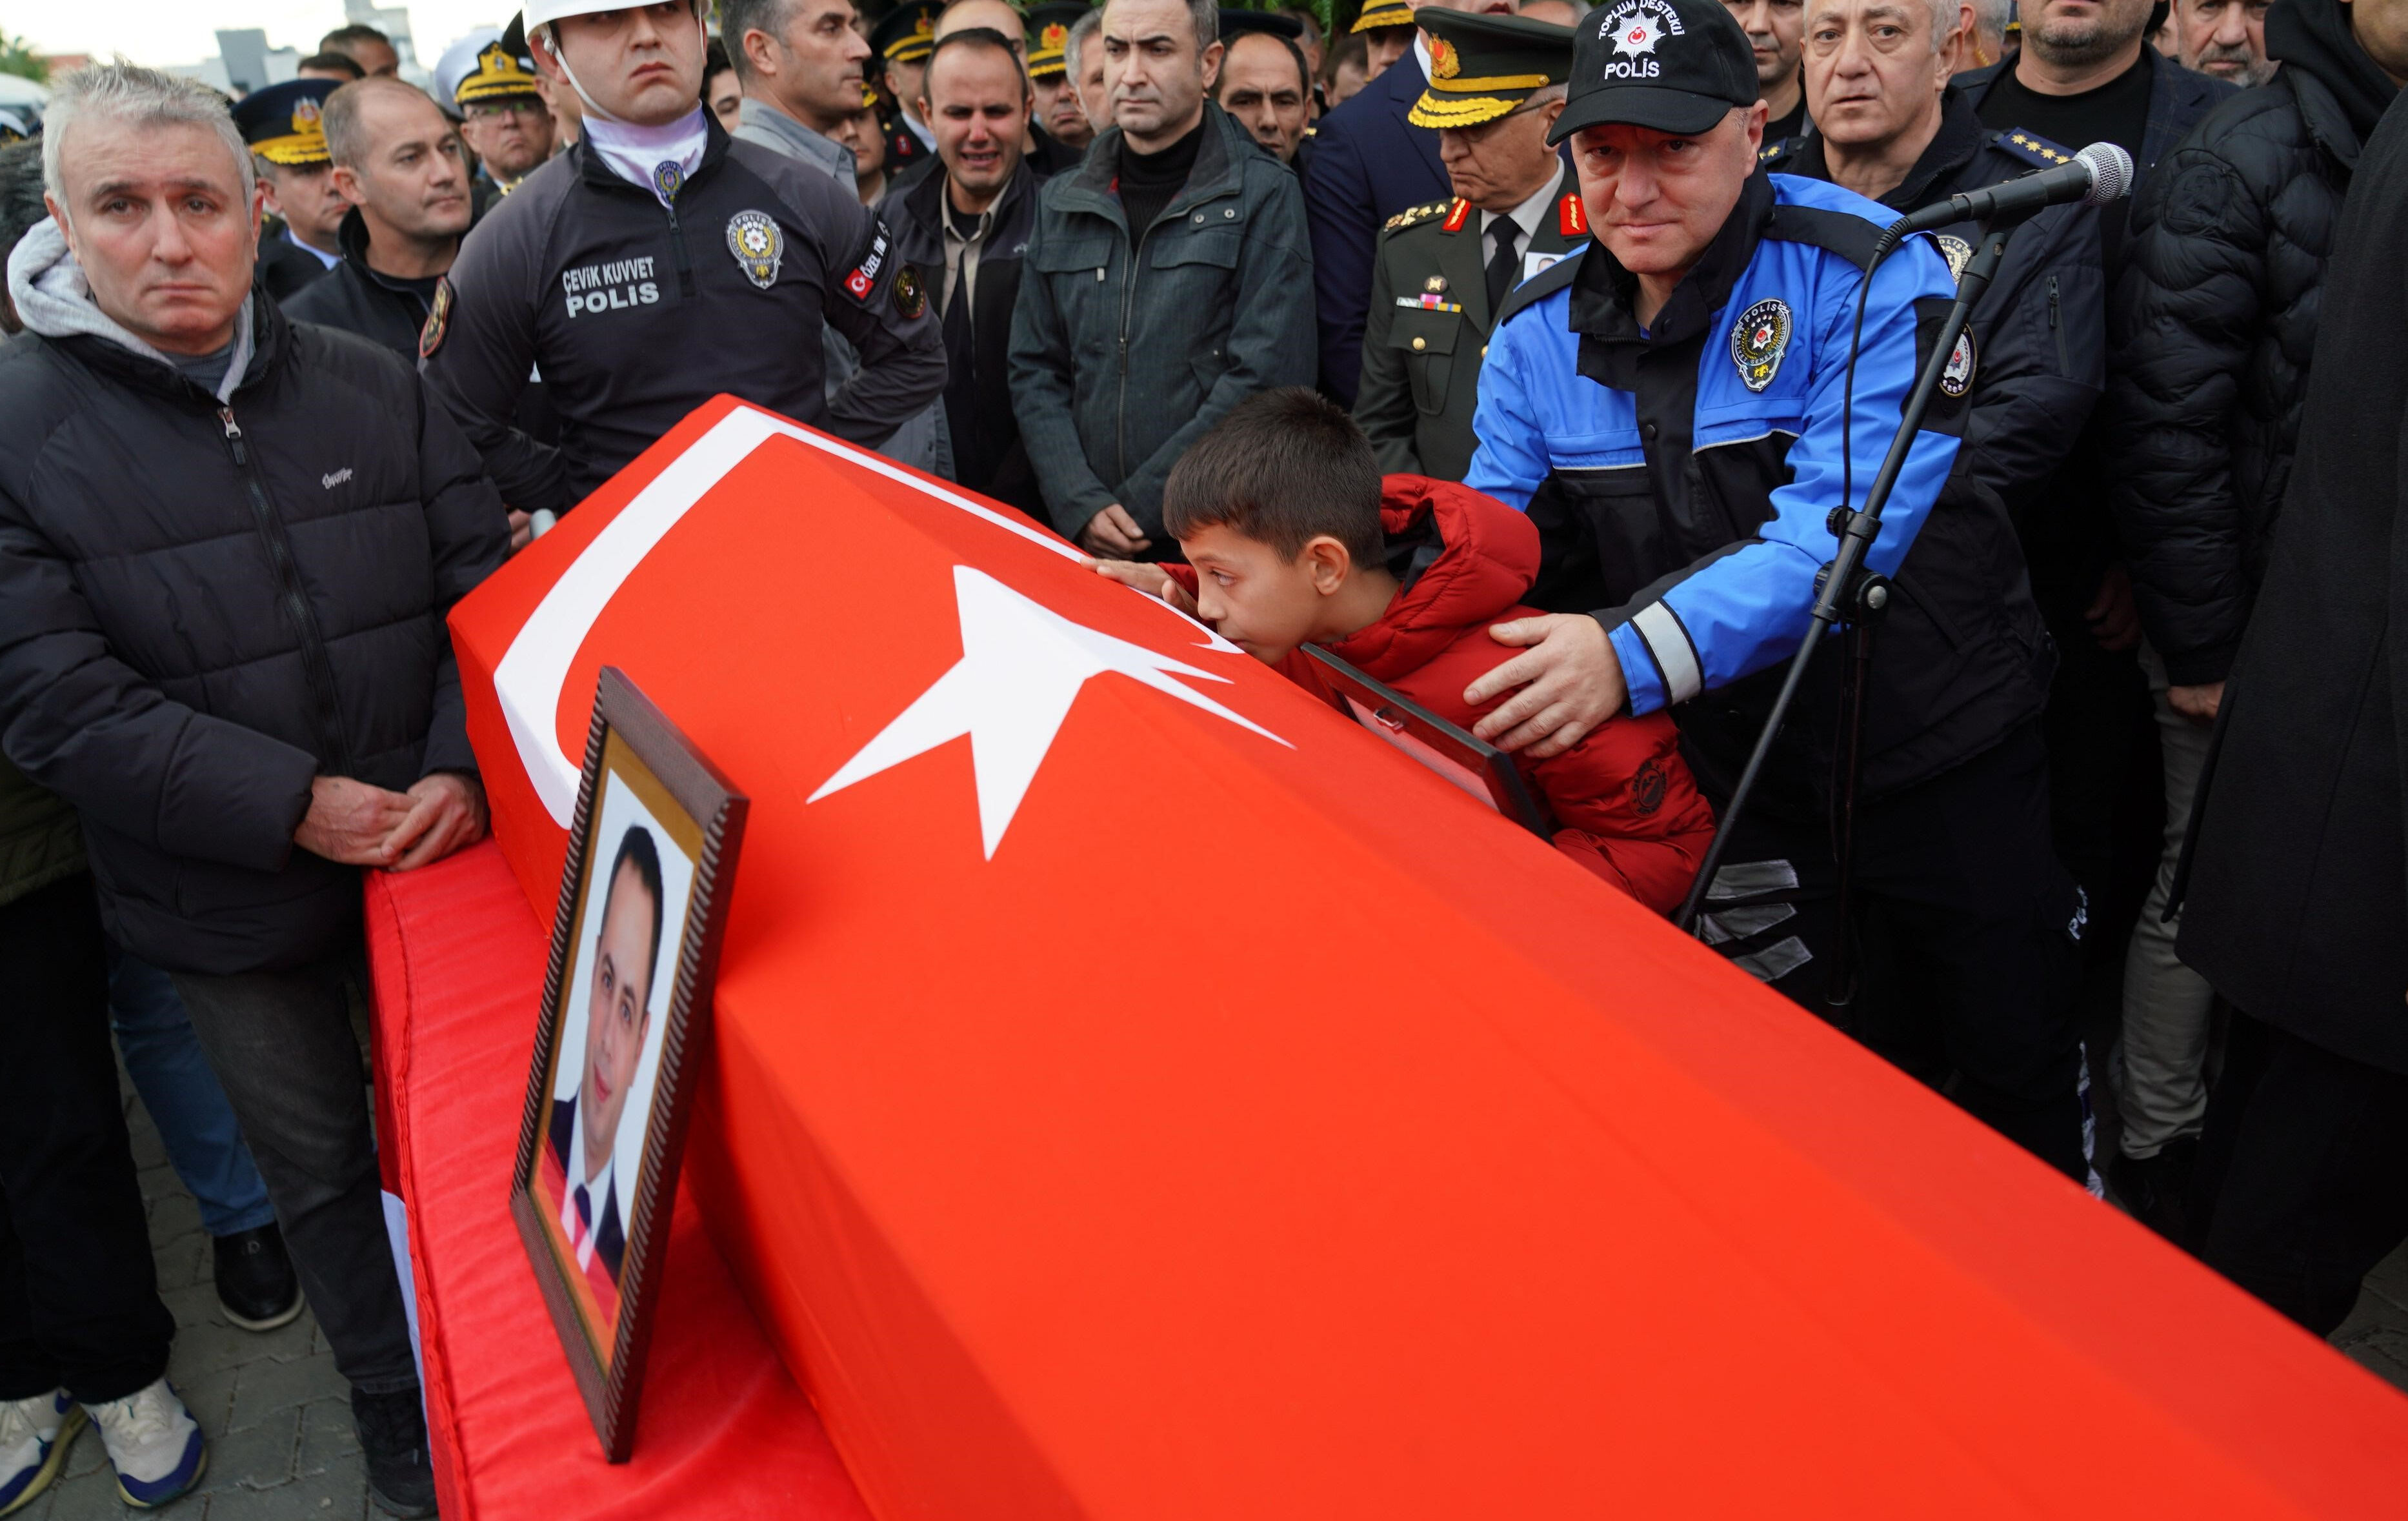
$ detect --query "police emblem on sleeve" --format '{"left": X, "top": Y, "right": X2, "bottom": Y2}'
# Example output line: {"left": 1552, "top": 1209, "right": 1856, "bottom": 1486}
{"left": 726, "top": 210, "right": 784, "bottom": 290}
{"left": 894, "top": 267, "right": 927, "bottom": 319}
{"left": 419, "top": 275, "right": 453, "bottom": 361}
{"left": 1935, "top": 234, "right": 1972, "bottom": 283}
{"left": 1940, "top": 330, "right": 1978, "bottom": 398}
{"left": 1731, "top": 297, "right": 1792, "bottom": 392}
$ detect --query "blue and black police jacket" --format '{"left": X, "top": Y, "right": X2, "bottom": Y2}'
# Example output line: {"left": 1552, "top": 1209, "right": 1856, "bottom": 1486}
{"left": 1469, "top": 170, "right": 2052, "bottom": 813}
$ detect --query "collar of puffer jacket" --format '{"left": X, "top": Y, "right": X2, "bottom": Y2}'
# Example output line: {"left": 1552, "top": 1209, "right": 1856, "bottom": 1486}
{"left": 5, "top": 216, "right": 257, "bottom": 403}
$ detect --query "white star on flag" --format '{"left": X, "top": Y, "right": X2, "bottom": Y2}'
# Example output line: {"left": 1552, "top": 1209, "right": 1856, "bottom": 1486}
{"left": 810, "top": 566, "right": 1289, "bottom": 858}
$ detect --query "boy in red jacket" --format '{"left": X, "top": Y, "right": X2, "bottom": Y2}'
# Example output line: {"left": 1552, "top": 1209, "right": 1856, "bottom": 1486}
{"left": 1095, "top": 388, "right": 1715, "bottom": 914}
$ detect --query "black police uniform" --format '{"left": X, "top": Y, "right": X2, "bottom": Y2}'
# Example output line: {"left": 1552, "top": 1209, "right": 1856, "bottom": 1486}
{"left": 1761, "top": 87, "right": 2107, "bottom": 513}
{"left": 419, "top": 110, "right": 947, "bottom": 516}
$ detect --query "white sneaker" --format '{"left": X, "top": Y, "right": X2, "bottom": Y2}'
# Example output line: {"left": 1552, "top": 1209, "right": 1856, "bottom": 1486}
{"left": 0, "top": 1390, "right": 83, "bottom": 1517}
{"left": 83, "top": 1378, "right": 205, "bottom": 1509}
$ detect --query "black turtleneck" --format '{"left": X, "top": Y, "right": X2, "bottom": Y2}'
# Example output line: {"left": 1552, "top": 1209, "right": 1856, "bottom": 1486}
{"left": 1117, "top": 116, "right": 1205, "bottom": 239}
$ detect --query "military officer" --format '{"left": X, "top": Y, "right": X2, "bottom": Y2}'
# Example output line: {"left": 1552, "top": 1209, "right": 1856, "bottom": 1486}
{"left": 1027, "top": 1, "right": 1097, "bottom": 155}
{"left": 232, "top": 79, "right": 345, "bottom": 302}
{"left": 448, "top": 30, "right": 557, "bottom": 217}
{"left": 1354, "top": 9, "right": 1576, "bottom": 479}
{"left": 872, "top": 0, "right": 943, "bottom": 179}
{"left": 1463, "top": 0, "right": 2086, "bottom": 1180}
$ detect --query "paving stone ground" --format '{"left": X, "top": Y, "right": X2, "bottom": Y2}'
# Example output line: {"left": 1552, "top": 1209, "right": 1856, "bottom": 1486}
{"left": 21, "top": 1076, "right": 371, "bottom": 1521}
{"left": 20, "top": 1045, "right": 2408, "bottom": 1520}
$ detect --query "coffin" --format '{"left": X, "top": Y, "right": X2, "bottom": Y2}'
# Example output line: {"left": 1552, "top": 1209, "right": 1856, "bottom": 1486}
{"left": 446, "top": 396, "right": 2408, "bottom": 1518}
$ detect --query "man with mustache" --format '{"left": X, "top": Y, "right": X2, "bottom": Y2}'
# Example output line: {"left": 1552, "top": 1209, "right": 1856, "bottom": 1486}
{"left": 2171, "top": 0, "right": 2279, "bottom": 85}
{"left": 287, "top": 79, "right": 476, "bottom": 358}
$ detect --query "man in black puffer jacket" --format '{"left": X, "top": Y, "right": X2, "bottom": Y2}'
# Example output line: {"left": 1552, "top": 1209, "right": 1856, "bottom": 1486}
{"left": 2102, "top": 0, "right": 2400, "bottom": 1231}
{"left": 0, "top": 63, "right": 505, "bottom": 1517}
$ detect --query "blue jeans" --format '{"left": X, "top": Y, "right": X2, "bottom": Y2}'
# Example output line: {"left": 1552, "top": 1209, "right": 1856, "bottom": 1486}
{"left": 108, "top": 952, "right": 275, "bottom": 1238}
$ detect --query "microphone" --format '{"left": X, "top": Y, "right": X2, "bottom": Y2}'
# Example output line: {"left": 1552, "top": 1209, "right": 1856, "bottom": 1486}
{"left": 1886, "top": 142, "right": 2134, "bottom": 236}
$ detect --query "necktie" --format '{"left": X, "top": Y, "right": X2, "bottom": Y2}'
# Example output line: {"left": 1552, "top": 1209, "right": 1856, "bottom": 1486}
{"left": 571, "top": 1182, "right": 593, "bottom": 1256}
{"left": 1486, "top": 219, "right": 1521, "bottom": 314}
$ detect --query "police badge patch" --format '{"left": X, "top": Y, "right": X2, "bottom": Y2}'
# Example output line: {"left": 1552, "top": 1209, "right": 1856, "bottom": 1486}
{"left": 1940, "top": 330, "right": 1978, "bottom": 397}
{"left": 726, "top": 210, "right": 784, "bottom": 290}
{"left": 1731, "top": 297, "right": 1792, "bottom": 392}
{"left": 1936, "top": 234, "right": 1972, "bottom": 283}
{"left": 894, "top": 267, "right": 927, "bottom": 319}
{"left": 419, "top": 275, "right": 453, "bottom": 360}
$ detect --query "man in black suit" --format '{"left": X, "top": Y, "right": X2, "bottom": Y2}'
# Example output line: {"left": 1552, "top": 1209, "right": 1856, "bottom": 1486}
{"left": 547, "top": 825, "right": 666, "bottom": 1288}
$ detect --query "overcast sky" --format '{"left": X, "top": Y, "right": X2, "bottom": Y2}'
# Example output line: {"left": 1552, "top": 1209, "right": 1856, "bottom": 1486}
{"left": 22, "top": 1, "right": 512, "bottom": 74}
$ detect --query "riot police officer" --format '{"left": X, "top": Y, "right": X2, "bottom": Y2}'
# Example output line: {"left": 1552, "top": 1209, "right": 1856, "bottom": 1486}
{"left": 421, "top": 0, "right": 946, "bottom": 540}
{"left": 1464, "top": 0, "right": 2085, "bottom": 1179}
{"left": 1354, "top": 8, "right": 1581, "bottom": 480}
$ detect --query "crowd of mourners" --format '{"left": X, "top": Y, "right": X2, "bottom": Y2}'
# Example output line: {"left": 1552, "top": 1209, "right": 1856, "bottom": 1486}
{"left": 3, "top": 0, "right": 2407, "bottom": 1507}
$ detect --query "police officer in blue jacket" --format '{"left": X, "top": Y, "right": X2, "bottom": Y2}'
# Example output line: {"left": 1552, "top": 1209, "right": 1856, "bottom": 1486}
{"left": 1463, "top": 0, "right": 2085, "bottom": 1180}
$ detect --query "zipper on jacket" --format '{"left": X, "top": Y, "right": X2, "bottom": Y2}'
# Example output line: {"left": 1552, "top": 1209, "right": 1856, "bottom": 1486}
{"left": 2047, "top": 275, "right": 2067, "bottom": 375}
{"left": 664, "top": 199, "right": 696, "bottom": 297}
{"left": 219, "top": 407, "right": 352, "bottom": 775}
{"left": 1111, "top": 183, "right": 1236, "bottom": 486}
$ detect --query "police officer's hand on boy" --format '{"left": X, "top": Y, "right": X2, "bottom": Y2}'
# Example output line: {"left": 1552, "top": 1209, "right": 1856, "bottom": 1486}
{"left": 1458, "top": 0, "right": 2081, "bottom": 1180}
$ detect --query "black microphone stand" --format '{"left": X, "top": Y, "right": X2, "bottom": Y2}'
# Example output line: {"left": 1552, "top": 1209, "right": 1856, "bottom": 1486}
{"left": 1671, "top": 215, "right": 2021, "bottom": 1025}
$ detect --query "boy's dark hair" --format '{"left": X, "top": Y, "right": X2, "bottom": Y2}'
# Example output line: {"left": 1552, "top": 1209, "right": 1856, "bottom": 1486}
{"left": 607, "top": 823, "right": 668, "bottom": 999}
{"left": 1162, "top": 387, "right": 1383, "bottom": 565}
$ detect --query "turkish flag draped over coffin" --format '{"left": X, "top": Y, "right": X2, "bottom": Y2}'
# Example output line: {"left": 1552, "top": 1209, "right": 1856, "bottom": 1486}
{"left": 450, "top": 398, "right": 2408, "bottom": 1519}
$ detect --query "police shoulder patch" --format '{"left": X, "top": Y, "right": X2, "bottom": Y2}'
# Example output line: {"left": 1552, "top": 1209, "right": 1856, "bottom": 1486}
{"left": 1383, "top": 198, "right": 1452, "bottom": 232}
{"left": 894, "top": 265, "right": 927, "bottom": 320}
{"left": 1731, "top": 296, "right": 1793, "bottom": 393}
{"left": 727, "top": 209, "right": 785, "bottom": 290}
{"left": 419, "top": 275, "right": 453, "bottom": 361}
{"left": 1996, "top": 128, "right": 2076, "bottom": 169}
{"left": 841, "top": 219, "right": 894, "bottom": 305}
{"left": 1940, "top": 328, "right": 1978, "bottom": 398}
{"left": 1934, "top": 233, "right": 1973, "bottom": 282}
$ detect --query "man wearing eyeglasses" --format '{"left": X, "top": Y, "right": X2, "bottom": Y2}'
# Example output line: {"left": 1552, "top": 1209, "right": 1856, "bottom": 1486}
{"left": 454, "top": 35, "right": 557, "bottom": 217}
{"left": 1352, "top": 8, "right": 1577, "bottom": 480}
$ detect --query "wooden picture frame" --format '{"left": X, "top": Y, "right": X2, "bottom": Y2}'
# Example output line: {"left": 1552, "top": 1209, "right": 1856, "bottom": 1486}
{"left": 1301, "top": 645, "right": 1557, "bottom": 839}
{"left": 508, "top": 667, "right": 748, "bottom": 1462}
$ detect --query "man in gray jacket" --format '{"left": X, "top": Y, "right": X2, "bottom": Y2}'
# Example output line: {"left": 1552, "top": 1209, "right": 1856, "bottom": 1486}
{"left": 1008, "top": 0, "right": 1314, "bottom": 557}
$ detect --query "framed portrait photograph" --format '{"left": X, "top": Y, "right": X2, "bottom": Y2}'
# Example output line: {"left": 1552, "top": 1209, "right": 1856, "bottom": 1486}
{"left": 509, "top": 667, "right": 748, "bottom": 1461}
{"left": 1301, "top": 646, "right": 1556, "bottom": 840}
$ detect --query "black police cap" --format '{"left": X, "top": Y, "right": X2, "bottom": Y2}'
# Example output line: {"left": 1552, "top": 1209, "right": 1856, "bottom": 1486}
{"left": 1549, "top": 0, "right": 1758, "bottom": 143}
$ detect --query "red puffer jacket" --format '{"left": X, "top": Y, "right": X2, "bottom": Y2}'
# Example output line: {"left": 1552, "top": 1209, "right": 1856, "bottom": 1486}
{"left": 1183, "top": 475, "right": 1716, "bottom": 914}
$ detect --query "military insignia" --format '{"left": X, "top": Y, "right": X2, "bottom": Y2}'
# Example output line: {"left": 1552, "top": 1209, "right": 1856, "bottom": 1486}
{"left": 2000, "top": 128, "right": 2074, "bottom": 168}
{"left": 1424, "top": 275, "right": 1448, "bottom": 294}
{"left": 419, "top": 276, "right": 453, "bottom": 361}
{"left": 1936, "top": 234, "right": 1972, "bottom": 283}
{"left": 1383, "top": 199, "right": 1449, "bottom": 231}
{"left": 1429, "top": 35, "right": 1460, "bottom": 78}
{"left": 1397, "top": 294, "right": 1463, "bottom": 313}
{"left": 293, "top": 99, "right": 321, "bottom": 130}
{"left": 1940, "top": 330, "right": 1978, "bottom": 398}
{"left": 894, "top": 266, "right": 927, "bottom": 319}
{"left": 727, "top": 210, "right": 784, "bottom": 290}
{"left": 1558, "top": 192, "right": 1586, "bottom": 238}
{"left": 1730, "top": 297, "right": 1792, "bottom": 392}
{"left": 1441, "top": 197, "right": 1471, "bottom": 234}
{"left": 1041, "top": 21, "right": 1068, "bottom": 49}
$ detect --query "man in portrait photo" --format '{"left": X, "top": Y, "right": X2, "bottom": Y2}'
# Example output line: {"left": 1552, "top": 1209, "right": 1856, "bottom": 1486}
{"left": 544, "top": 824, "right": 667, "bottom": 1322}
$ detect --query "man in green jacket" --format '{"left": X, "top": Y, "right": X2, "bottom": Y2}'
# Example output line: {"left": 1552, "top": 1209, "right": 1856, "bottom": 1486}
{"left": 1008, "top": 0, "right": 1316, "bottom": 559}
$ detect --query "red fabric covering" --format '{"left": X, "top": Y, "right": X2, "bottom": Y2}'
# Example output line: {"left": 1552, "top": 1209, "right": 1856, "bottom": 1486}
{"left": 445, "top": 399, "right": 2408, "bottom": 1519}
{"left": 363, "top": 841, "right": 869, "bottom": 1521}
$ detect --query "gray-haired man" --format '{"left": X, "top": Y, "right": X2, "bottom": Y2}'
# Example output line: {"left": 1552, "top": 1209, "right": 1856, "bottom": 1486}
{"left": 0, "top": 63, "right": 507, "bottom": 1517}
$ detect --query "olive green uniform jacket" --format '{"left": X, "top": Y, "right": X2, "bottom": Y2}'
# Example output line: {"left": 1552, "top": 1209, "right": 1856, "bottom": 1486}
{"left": 1352, "top": 177, "right": 1586, "bottom": 481}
